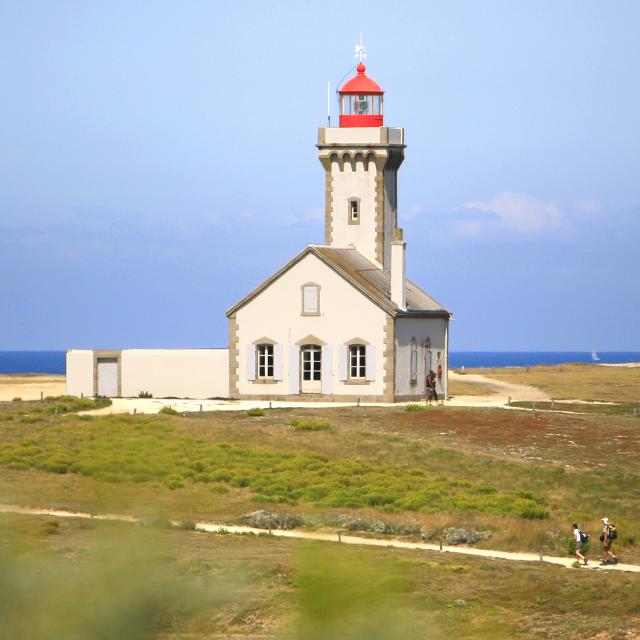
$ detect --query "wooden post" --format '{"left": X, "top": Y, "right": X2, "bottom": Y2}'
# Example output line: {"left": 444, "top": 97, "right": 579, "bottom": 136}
{"left": 40, "top": 391, "right": 43, "bottom": 401}
{"left": 199, "top": 404, "right": 203, "bottom": 412}
{"left": 357, "top": 398, "right": 360, "bottom": 406}
{"left": 269, "top": 401, "right": 272, "bottom": 409}
{"left": 551, "top": 399, "right": 555, "bottom": 410}
{"left": 539, "top": 549, "right": 544, "bottom": 561}
{"left": 439, "top": 539, "right": 443, "bottom": 551}
{"left": 533, "top": 402, "right": 536, "bottom": 411}
{"left": 508, "top": 396, "right": 511, "bottom": 406}
{"left": 338, "top": 531, "right": 342, "bottom": 542}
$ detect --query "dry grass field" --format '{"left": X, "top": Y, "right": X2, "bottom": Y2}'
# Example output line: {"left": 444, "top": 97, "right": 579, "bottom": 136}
{"left": 464, "top": 363, "right": 640, "bottom": 403}
{"left": 448, "top": 377, "right": 494, "bottom": 397}
{"left": 1, "top": 388, "right": 640, "bottom": 638}
{"left": 0, "top": 374, "right": 66, "bottom": 401}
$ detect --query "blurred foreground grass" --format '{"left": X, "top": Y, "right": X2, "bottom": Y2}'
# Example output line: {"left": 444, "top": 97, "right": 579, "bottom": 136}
{"left": 2, "top": 513, "right": 639, "bottom": 639}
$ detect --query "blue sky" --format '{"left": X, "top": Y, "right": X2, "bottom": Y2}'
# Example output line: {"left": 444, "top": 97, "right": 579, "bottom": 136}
{"left": 1, "top": 1, "right": 638, "bottom": 350}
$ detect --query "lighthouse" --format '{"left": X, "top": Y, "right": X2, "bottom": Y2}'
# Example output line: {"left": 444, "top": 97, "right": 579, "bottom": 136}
{"left": 68, "top": 47, "right": 451, "bottom": 404}
{"left": 317, "top": 62, "right": 405, "bottom": 275}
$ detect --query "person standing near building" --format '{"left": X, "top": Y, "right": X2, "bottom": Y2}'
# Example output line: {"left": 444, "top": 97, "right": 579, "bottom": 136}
{"left": 425, "top": 370, "right": 437, "bottom": 405}
{"left": 572, "top": 523, "right": 588, "bottom": 565}
{"left": 600, "top": 517, "right": 618, "bottom": 565}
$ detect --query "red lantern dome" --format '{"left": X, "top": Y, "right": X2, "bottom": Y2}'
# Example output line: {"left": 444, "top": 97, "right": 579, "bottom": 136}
{"left": 338, "top": 63, "right": 384, "bottom": 128}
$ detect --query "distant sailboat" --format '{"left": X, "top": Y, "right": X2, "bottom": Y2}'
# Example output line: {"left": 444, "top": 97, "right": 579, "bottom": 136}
{"left": 592, "top": 350, "right": 600, "bottom": 361}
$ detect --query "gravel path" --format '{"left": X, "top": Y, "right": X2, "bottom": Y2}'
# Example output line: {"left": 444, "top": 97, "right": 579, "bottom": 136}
{"left": 1, "top": 503, "right": 637, "bottom": 574}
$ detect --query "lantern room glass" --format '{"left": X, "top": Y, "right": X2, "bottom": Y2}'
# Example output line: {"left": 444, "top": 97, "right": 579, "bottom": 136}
{"left": 341, "top": 94, "right": 383, "bottom": 116}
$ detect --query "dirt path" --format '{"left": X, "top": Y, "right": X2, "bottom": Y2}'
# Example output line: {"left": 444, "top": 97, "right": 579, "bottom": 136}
{"left": 1, "top": 503, "right": 636, "bottom": 574}
{"left": 447, "top": 371, "right": 549, "bottom": 407}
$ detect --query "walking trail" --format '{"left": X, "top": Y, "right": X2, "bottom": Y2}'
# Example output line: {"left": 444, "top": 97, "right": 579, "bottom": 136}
{"left": 1, "top": 503, "right": 637, "bottom": 574}
{"left": 0, "top": 373, "right": 547, "bottom": 413}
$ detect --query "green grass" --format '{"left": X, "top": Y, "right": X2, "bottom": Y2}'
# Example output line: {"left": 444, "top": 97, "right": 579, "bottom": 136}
{"left": 159, "top": 406, "right": 179, "bottom": 416}
{"left": 291, "top": 419, "right": 330, "bottom": 431}
{"left": 247, "top": 407, "right": 266, "bottom": 417}
{"left": 403, "top": 404, "right": 425, "bottom": 412}
{"left": 0, "top": 414, "right": 546, "bottom": 518}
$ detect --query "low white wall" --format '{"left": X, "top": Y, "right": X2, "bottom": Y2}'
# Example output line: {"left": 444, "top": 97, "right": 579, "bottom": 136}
{"left": 66, "top": 350, "right": 94, "bottom": 397}
{"left": 121, "top": 349, "right": 229, "bottom": 399}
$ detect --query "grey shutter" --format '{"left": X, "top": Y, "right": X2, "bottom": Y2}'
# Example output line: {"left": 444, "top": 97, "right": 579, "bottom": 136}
{"left": 274, "top": 344, "right": 283, "bottom": 380}
{"left": 365, "top": 344, "right": 376, "bottom": 381}
{"left": 289, "top": 345, "right": 300, "bottom": 394}
{"left": 246, "top": 344, "right": 256, "bottom": 381}
{"left": 338, "top": 345, "right": 348, "bottom": 381}
{"left": 321, "top": 345, "right": 333, "bottom": 395}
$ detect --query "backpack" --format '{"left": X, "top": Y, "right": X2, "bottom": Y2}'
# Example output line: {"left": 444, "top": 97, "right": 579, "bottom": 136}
{"left": 608, "top": 524, "right": 618, "bottom": 540}
{"left": 579, "top": 530, "right": 589, "bottom": 544}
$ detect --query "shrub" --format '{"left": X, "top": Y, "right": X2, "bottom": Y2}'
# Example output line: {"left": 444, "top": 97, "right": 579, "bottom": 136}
{"left": 42, "top": 520, "right": 59, "bottom": 535}
{"left": 404, "top": 404, "right": 424, "bottom": 412}
{"left": 138, "top": 391, "right": 153, "bottom": 398}
{"left": 247, "top": 408, "right": 266, "bottom": 417}
{"left": 12, "top": 397, "right": 22, "bottom": 402}
{"left": 159, "top": 406, "right": 178, "bottom": 416}
{"left": 291, "top": 419, "right": 330, "bottom": 431}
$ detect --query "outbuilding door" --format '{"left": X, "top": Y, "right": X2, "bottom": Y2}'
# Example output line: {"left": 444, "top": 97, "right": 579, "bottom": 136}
{"left": 300, "top": 345, "right": 321, "bottom": 393}
{"left": 97, "top": 357, "right": 118, "bottom": 397}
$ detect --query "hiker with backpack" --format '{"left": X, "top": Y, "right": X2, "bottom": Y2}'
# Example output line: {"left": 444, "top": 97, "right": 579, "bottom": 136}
{"left": 599, "top": 517, "right": 618, "bottom": 565}
{"left": 572, "top": 523, "right": 588, "bottom": 565}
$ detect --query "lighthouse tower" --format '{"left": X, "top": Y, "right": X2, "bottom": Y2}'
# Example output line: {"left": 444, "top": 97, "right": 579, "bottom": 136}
{"left": 317, "top": 62, "right": 405, "bottom": 272}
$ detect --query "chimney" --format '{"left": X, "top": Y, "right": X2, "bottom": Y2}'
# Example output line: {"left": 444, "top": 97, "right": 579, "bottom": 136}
{"left": 390, "top": 228, "right": 406, "bottom": 311}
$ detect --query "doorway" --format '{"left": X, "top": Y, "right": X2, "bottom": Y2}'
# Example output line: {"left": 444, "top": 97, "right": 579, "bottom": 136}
{"left": 97, "top": 357, "right": 119, "bottom": 397}
{"left": 300, "top": 345, "right": 322, "bottom": 393}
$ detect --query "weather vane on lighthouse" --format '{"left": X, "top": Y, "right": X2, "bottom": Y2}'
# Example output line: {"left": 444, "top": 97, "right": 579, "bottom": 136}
{"left": 354, "top": 33, "right": 367, "bottom": 63}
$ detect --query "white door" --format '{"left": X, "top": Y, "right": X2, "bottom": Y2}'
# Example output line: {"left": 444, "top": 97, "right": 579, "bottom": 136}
{"left": 300, "top": 345, "right": 322, "bottom": 393}
{"left": 97, "top": 358, "right": 118, "bottom": 397}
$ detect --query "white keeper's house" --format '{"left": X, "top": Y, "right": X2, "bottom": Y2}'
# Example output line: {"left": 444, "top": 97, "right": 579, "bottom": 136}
{"left": 67, "top": 60, "right": 452, "bottom": 402}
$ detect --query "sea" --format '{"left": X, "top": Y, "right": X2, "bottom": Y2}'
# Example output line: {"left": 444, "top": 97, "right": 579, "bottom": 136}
{"left": 1, "top": 350, "right": 639, "bottom": 375}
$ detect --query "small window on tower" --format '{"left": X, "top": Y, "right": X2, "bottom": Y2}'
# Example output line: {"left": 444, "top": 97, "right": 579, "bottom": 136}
{"left": 348, "top": 198, "right": 360, "bottom": 225}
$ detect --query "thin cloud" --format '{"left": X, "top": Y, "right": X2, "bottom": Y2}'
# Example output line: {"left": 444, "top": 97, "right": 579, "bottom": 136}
{"left": 464, "top": 192, "right": 563, "bottom": 233}
{"left": 574, "top": 199, "right": 602, "bottom": 215}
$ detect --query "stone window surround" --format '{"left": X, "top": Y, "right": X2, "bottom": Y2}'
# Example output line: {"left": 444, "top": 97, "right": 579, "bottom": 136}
{"left": 300, "top": 282, "right": 321, "bottom": 316}
{"left": 347, "top": 196, "right": 361, "bottom": 225}
{"left": 252, "top": 337, "right": 277, "bottom": 384}
{"left": 410, "top": 338, "right": 418, "bottom": 385}
{"left": 343, "top": 337, "right": 370, "bottom": 385}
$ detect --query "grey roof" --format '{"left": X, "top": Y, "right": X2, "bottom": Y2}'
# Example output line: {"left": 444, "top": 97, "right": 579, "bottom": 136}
{"left": 226, "top": 245, "right": 451, "bottom": 318}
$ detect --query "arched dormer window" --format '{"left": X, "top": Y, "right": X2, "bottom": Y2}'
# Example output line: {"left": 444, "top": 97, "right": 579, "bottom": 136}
{"left": 348, "top": 197, "right": 360, "bottom": 225}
